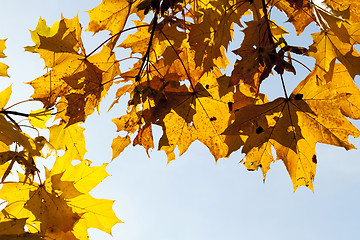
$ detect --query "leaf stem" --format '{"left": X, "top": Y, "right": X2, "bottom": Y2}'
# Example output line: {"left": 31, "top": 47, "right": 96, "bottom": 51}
{"left": 280, "top": 74, "right": 289, "bottom": 99}
{"left": 261, "top": 0, "right": 274, "bottom": 45}
{"left": 86, "top": 24, "right": 151, "bottom": 58}
{"left": 4, "top": 99, "right": 39, "bottom": 110}
{"left": 0, "top": 110, "right": 29, "bottom": 117}
{"left": 134, "top": 9, "right": 160, "bottom": 83}
{"left": 284, "top": 55, "right": 312, "bottom": 72}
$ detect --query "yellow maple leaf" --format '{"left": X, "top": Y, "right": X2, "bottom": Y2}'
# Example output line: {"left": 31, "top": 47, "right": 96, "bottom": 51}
{"left": 309, "top": 29, "right": 360, "bottom": 78}
{"left": 52, "top": 161, "right": 110, "bottom": 194}
{"left": 28, "top": 16, "right": 120, "bottom": 125}
{"left": 223, "top": 60, "right": 360, "bottom": 190}
{"left": 149, "top": 70, "right": 234, "bottom": 162}
{"left": 36, "top": 15, "right": 84, "bottom": 60}
{"left": 86, "top": 0, "right": 142, "bottom": 35}
{"left": 308, "top": 5, "right": 360, "bottom": 78}
{"left": 157, "top": 96, "right": 196, "bottom": 162}
{"left": 24, "top": 18, "right": 60, "bottom": 53}
{"left": 0, "top": 179, "right": 81, "bottom": 237}
{"left": 49, "top": 123, "right": 86, "bottom": 162}
{"left": 50, "top": 160, "right": 121, "bottom": 237}
{"left": 273, "top": 0, "right": 313, "bottom": 35}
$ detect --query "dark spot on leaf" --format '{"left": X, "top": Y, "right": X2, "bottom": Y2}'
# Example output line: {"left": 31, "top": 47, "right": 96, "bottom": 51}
{"left": 312, "top": 155, "right": 317, "bottom": 164}
{"left": 228, "top": 102, "right": 233, "bottom": 111}
{"left": 205, "top": 84, "right": 209, "bottom": 89}
{"left": 295, "top": 93, "right": 303, "bottom": 100}
{"left": 256, "top": 126, "right": 263, "bottom": 134}
{"left": 210, "top": 117, "right": 217, "bottom": 121}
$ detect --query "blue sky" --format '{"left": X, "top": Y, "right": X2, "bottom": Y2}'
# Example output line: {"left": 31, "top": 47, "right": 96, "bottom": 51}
{"left": 0, "top": 1, "right": 360, "bottom": 239}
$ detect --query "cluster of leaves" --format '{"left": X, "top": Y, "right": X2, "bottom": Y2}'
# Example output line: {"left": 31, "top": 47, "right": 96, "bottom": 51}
{"left": 87, "top": 0, "right": 360, "bottom": 191}
{"left": 0, "top": 0, "right": 359, "bottom": 238}
{"left": 0, "top": 87, "right": 120, "bottom": 238}
{"left": 0, "top": 19, "right": 121, "bottom": 238}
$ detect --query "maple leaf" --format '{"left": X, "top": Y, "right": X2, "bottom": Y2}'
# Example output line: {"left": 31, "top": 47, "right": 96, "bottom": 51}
{"left": 50, "top": 160, "right": 110, "bottom": 194}
{"left": 308, "top": 29, "right": 360, "bottom": 78}
{"left": 273, "top": 0, "right": 313, "bottom": 35}
{"left": 154, "top": 90, "right": 197, "bottom": 162}
{"left": 50, "top": 160, "right": 121, "bottom": 237}
{"left": 24, "top": 18, "right": 60, "bottom": 53}
{"left": 86, "top": 0, "right": 143, "bottom": 36}
{"left": 49, "top": 123, "right": 86, "bottom": 162}
{"left": 149, "top": 70, "right": 234, "bottom": 161}
{"left": 223, "top": 96, "right": 319, "bottom": 189}
{"left": 224, "top": 60, "right": 360, "bottom": 190}
{"left": 27, "top": 16, "right": 120, "bottom": 125}
{"left": 308, "top": 9, "right": 360, "bottom": 78}
{"left": 0, "top": 176, "right": 82, "bottom": 237}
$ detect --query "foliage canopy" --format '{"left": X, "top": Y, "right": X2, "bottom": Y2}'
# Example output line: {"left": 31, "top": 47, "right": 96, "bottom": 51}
{"left": 0, "top": 0, "right": 359, "bottom": 238}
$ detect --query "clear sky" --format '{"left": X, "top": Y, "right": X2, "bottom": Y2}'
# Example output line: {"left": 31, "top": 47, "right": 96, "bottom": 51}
{"left": 0, "top": 1, "right": 360, "bottom": 240}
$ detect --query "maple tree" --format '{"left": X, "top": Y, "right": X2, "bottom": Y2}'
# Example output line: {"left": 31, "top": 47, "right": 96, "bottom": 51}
{"left": 0, "top": 0, "right": 359, "bottom": 238}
